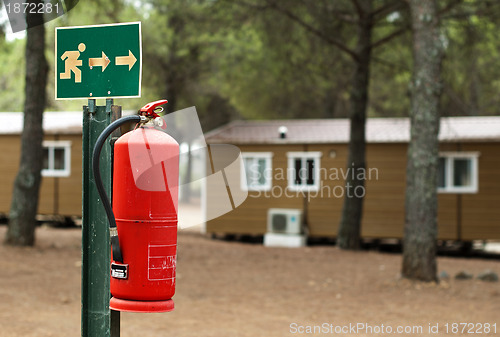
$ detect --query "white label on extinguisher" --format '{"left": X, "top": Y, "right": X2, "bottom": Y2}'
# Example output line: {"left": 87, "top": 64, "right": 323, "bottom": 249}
{"left": 111, "top": 263, "right": 129, "bottom": 280}
{"left": 148, "top": 244, "right": 176, "bottom": 281}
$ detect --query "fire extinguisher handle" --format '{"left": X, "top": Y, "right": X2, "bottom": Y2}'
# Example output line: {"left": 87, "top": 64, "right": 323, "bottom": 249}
{"left": 139, "top": 99, "right": 168, "bottom": 118}
{"left": 92, "top": 114, "right": 142, "bottom": 264}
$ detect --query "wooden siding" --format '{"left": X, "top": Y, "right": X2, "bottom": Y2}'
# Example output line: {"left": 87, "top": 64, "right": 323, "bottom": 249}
{"left": 206, "top": 142, "right": 500, "bottom": 241}
{"left": 0, "top": 134, "right": 83, "bottom": 217}
{"left": 361, "top": 143, "right": 405, "bottom": 239}
{"left": 0, "top": 135, "right": 21, "bottom": 215}
{"left": 54, "top": 134, "right": 82, "bottom": 215}
{"left": 206, "top": 145, "right": 304, "bottom": 234}
{"left": 461, "top": 143, "right": 500, "bottom": 240}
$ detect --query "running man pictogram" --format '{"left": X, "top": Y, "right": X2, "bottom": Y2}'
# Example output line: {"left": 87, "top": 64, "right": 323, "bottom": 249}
{"left": 60, "top": 43, "right": 86, "bottom": 83}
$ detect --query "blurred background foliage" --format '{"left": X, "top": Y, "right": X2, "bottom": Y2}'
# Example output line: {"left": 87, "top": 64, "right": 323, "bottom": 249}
{"left": 0, "top": 0, "right": 499, "bottom": 131}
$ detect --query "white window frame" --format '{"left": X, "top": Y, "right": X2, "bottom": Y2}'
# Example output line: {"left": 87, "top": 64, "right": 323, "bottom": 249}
{"left": 240, "top": 152, "right": 273, "bottom": 191}
{"left": 286, "top": 151, "right": 322, "bottom": 192}
{"left": 438, "top": 152, "right": 479, "bottom": 194}
{"left": 42, "top": 140, "right": 71, "bottom": 177}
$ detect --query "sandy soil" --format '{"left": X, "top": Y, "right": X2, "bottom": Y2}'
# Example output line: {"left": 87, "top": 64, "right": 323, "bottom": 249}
{"left": 0, "top": 225, "right": 499, "bottom": 337}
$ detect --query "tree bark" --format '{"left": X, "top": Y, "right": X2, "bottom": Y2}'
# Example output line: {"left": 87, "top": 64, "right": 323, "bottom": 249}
{"left": 5, "top": 2, "right": 48, "bottom": 246}
{"left": 402, "top": 0, "right": 442, "bottom": 282}
{"left": 337, "top": 0, "right": 373, "bottom": 250}
{"left": 465, "top": 23, "right": 480, "bottom": 116}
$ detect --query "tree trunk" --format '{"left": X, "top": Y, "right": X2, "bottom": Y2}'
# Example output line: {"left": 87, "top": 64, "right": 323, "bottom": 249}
{"left": 337, "top": 0, "right": 372, "bottom": 250}
{"left": 165, "top": 74, "right": 178, "bottom": 114}
{"left": 465, "top": 23, "right": 480, "bottom": 116}
{"left": 5, "top": 3, "right": 48, "bottom": 246}
{"left": 402, "top": 0, "right": 443, "bottom": 282}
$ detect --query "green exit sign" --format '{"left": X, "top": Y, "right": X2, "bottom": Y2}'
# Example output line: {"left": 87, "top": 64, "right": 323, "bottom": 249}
{"left": 55, "top": 22, "right": 142, "bottom": 100}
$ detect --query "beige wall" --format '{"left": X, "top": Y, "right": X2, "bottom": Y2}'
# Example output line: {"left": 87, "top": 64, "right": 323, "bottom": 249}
{"left": 461, "top": 143, "right": 500, "bottom": 240}
{"left": 0, "top": 135, "right": 21, "bottom": 215}
{"left": 0, "top": 133, "right": 83, "bottom": 217}
{"left": 206, "top": 142, "right": 500, "bottom": 240}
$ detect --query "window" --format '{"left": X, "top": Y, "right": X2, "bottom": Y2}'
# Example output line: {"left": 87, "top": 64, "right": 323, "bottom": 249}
{"left": 241, "top": 152, "right": 273, "bottom": 191}
{"left": 287, "top": 152, "right": 322, "bottom": 191}
{"left": 438, "top": 152, "right": 479, "bottom": 193}
{"left": 42, "top": 141, "right": 71, "bottom": 177}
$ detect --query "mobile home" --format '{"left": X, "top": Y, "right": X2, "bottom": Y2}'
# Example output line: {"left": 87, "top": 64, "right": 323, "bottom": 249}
{"left": 204, "top": 117, "right": 500, "bottom": 241}
{"left": 0, "top": 112, "right": 83, "bottom": 219}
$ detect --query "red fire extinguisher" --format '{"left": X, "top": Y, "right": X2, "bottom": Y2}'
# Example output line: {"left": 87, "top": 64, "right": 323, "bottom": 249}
{"left": 92, "top": 100, "right": 179, "bottom": 313}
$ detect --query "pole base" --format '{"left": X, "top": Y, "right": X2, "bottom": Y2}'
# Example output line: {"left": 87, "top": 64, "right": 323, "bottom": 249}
{"left": 110, "top": 297, "right": 174, "bottom": 313}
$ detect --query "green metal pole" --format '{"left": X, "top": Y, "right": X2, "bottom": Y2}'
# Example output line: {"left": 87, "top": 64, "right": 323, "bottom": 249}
{"left": 82, "top": 99, "right": 114, "bottom": 337}
{"left": 110, "top": 105, "right": 122, "bottom": 337}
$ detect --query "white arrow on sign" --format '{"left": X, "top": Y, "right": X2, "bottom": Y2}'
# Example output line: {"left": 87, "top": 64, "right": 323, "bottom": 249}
{"left": 89, "top": 51, "right": 110, "bottom": 71}
{"left": 115, "top": 50, "right": 137, "bottom": 71}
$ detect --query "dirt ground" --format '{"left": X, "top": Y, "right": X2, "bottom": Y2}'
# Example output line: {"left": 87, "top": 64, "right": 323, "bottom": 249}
{"left": 0, "top": 225, "right": 499, "bottom": 337}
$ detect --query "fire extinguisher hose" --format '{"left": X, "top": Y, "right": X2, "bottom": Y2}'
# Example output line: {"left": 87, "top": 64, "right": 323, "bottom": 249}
{"left": 92, "top": 114, "right": 142, "bottom": 264}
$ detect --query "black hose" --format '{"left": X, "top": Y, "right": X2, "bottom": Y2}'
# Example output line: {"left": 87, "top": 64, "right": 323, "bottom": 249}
{"left": 92, "top": 115, "right": 141, "bottom": 263}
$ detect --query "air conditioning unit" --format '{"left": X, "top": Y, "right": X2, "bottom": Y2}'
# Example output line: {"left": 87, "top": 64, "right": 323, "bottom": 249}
{"left": 267, "top": 208, "right": 302, "bottom": 235}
